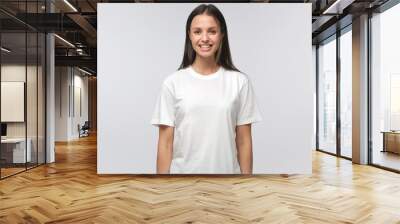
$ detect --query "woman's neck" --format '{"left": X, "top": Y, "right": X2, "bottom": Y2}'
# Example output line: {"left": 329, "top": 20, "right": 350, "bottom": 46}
{"left": 191, "top": 57, "right": 219, "bottom": 76}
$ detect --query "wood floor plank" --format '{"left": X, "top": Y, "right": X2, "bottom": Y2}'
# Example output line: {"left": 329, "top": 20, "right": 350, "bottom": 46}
{"left": 0, "top": 134, "right": 400, "bottom": 223}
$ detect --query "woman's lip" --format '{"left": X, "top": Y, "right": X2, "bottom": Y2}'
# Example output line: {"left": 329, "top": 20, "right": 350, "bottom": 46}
{"left": 199, "top": 45, "right": 212, "bottom": 49}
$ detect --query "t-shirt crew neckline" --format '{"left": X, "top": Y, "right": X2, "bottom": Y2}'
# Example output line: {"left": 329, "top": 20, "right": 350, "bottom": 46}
{"left": 188, "top": 65, "right": 223, "bottom": 80}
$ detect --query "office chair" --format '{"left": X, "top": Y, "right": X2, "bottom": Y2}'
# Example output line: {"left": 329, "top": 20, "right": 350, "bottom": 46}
{"left": 79, "top": 121, "right": 90, "bottom": 138}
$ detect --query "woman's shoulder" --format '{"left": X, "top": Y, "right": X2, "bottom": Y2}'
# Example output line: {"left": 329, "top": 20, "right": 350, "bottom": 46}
{"left": 161, "top": 68, "right": 189, "bottom": 87}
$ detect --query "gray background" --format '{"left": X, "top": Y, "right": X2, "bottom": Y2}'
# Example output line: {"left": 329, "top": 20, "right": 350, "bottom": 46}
{"left": 97, "top": 3, "right": 313, "bottom": 174}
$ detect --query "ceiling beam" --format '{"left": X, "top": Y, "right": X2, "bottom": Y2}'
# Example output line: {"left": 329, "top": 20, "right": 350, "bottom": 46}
{"left": 67, "top": 13, "right": 97, "bottom": 46}
{"left": 55, "top": 55, "right": 96, "bottom": 69}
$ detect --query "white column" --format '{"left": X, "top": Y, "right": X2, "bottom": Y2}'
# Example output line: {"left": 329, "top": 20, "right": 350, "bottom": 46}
{"left": 352, "top": 14, "right": 369, "bottom": 164}
{"left": 45, "top": 1, "right": 56, "bottom": 163}
{"left": 46, "top": 33, "right": 55, "bottom": 163}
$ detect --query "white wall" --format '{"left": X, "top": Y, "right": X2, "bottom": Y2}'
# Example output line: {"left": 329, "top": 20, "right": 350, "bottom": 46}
{"left": 1, "top": 65, "right": 39, "bottom": 137}
{"left": 55, "top": 67, "right": 69, "bottom": 141}
{"left": 98, "top": 3, "right": 313, "bottom": 174}
{"left": 55, "top": 67, "right": 89, "bottom": 141}
{"left": 1, "top": 66, "right": 26, "bottom": 126}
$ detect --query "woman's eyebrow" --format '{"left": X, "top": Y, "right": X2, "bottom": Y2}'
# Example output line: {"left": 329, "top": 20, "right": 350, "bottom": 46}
{"left": 191, "top": 26, "right": 218, "bottom": 30}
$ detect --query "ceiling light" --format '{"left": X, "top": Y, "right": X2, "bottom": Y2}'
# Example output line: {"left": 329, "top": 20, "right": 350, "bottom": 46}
{"left": 1, "top": 47, "right": 11, "bottom": 53}
{"left": 322, "top": 0, "right": 354, "bottom": 15}
{"left": 323, "top": 0, "right": 341, "bottom": 14}
{"left": 63, "top": 0, "right": 78, "bottom": 12}
{"left": 54, "top": 34, "right": 75, "bottom": 48}
{"left": 78, "top": 67, "right": 93, "bottom": 76}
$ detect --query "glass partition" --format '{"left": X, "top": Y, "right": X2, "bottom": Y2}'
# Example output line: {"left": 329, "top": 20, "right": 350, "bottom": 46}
{"left": 27, "top": 31, "right": 38, "bottom": 169}
{"left": 0, "top": 1, "right": 46, "bottom": 179}
{"left": 318, "top": 36, "right": 337, "bottom": 155}
{"left": 38, "top": 32, "right": 45, "bottom": 165}
{"left": 1, "top": 31, "right": 28, "bottom": 177}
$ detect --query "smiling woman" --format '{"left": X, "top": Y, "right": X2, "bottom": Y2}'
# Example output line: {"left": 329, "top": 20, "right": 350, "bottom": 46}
{"left": 150, "top": 4, "right": 263, "bottom": 174}
{"left": 190, "top": 16, "right": 220, "bottom": 60}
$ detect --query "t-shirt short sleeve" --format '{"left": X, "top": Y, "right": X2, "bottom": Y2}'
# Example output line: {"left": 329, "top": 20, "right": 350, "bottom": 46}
{"left": 236, "top": 79, "right": 263, "bottom": 126}
{"left": 150, "top": 84, "right": 175, "bottom": 127}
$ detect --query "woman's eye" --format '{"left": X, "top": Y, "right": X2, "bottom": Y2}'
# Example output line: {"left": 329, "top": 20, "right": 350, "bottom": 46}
{"left": 209, "top": 31, "right": 217, "bottom": 34}
{"left": 194, "top": 31, "right": 201, "bottom": 34}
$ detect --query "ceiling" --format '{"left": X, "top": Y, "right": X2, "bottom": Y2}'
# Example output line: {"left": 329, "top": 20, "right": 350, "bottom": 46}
{"left": 0, "top": 0, "right": 393, "bottom": 75}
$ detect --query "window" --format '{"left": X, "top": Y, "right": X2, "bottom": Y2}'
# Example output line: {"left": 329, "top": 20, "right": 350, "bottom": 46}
{"left": 370, "top": 3, "right": 400, "bottom": 171}
{"left": 318, "top": 36, "right": 337, "bottom": 154}
{"left": 339, "top": 28, "right": 352, "bottom": 158}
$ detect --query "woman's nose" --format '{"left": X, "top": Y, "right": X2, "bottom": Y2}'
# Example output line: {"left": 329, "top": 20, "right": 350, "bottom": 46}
{"left": 201, "top": 33, "right": 209, "bottom": 41}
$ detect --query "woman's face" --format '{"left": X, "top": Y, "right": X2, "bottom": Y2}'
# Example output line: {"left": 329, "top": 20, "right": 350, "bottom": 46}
{"left": 189, "top": 13, "right": 223, "bottom": 61}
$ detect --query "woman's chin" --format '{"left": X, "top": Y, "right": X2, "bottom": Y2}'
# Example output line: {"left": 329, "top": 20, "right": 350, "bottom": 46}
{"left": 196, "top": 52, "right": 216, "bottom": 60}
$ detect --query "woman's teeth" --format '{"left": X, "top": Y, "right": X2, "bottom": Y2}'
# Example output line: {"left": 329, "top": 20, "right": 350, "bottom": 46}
{"left": 200, "top": 45, "right": 211, "bottom": 49}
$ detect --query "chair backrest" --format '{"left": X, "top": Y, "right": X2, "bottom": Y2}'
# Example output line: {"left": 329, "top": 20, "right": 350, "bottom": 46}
{"left": 82, "top": 121, "right": 90, "bottom": 129}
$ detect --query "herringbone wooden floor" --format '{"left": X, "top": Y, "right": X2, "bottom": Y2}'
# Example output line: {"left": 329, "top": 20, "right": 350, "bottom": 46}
{"left": 1, "top": 134, "right": 400, "bottom": 224}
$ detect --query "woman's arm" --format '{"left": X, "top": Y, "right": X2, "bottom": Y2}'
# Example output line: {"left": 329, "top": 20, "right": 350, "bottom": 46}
{"left": 156, "top": 125, "right": 174, "bottom": 174}
{"left": 236, "top": 124, "right": 253, "bottom": 174}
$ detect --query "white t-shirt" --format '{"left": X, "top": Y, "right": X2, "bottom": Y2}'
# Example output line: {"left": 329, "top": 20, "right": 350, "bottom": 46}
{"left": 151, "top": 66, "right": 262, "bottom": 174}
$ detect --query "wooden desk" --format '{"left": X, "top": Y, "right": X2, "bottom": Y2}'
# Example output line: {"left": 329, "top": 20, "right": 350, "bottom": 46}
{"left": 382, "top": 131, "right": 400, "bottom": 154}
